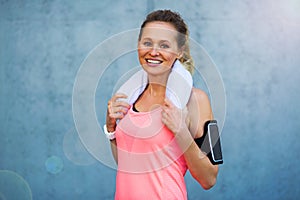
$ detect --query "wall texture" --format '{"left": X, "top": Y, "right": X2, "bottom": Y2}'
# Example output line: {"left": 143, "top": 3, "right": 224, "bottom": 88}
{"left": 1, "top": 0, "right": 299, "bottom": 199}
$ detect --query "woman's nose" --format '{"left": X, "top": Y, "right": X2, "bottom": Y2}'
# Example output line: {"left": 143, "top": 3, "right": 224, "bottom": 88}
{"left": 149, "top": 46, "right": 160, "bottom": 56}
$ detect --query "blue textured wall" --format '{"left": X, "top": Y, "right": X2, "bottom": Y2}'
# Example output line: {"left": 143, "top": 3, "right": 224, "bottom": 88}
{"left": 1, "top": 0, "right": 299, "bottom": 199}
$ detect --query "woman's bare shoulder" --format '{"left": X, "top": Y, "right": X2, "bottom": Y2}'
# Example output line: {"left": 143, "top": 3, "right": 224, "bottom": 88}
{"left": 189, "top": 88, "right": 210, "bottom": 107}
{"left": 187, "top": 87, "right": 213, "bottom": 138}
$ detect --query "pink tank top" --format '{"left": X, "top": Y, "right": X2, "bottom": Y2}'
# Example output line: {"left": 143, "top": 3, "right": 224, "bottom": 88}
{"left": 115, "top": 106, "right": 188, "bottom": 200}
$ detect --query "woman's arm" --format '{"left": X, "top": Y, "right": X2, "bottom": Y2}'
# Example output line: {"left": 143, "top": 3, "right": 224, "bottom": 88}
{"left": 109, "top": 139, "right": 118, "bottom": 163}
{"left": 161, "top": 88, "right": 218, "bottom": 190}
{"left": 105, "top": 93, "right": 130, "bottom": 164}
{"left": 175, "top": 127, "right": 219, "bottom": 190}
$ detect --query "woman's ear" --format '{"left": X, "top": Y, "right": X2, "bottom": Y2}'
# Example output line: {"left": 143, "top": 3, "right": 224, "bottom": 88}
{"left": 177, "top": 45, "right": 185, "bottom": 59}
{"left": 177, "top": 52, "right": 183, "bottom": 59}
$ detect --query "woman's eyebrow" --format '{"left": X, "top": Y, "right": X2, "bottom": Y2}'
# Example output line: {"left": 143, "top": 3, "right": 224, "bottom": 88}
{"left": 159, "top": 40, "right": 171, "bottom": 43}
{"left": 141, "top": 37, "right": 152, "bottom": 41}
{"left": 142, "top": 37, "right": 171, "bottom": 43}
{"left": 141, "top": 37, "right": 172, "bottom": 42}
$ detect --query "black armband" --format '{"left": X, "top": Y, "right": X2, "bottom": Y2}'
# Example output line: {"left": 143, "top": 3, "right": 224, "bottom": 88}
{"left": 194, "top": 120, "right": 223, "bottom": 165}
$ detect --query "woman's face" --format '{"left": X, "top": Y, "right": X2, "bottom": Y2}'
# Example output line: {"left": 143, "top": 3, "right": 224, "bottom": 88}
{"left": 138, "top": 21, "right": 182, "bottom": 76}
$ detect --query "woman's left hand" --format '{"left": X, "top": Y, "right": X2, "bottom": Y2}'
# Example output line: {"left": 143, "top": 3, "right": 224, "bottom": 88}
{"left": 161, "top": 98, "right": 188, "bottom": 135}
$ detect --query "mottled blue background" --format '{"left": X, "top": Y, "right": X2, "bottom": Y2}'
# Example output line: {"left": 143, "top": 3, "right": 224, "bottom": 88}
{"left": 1, "top": 0, "right": 300, "bottom": 199}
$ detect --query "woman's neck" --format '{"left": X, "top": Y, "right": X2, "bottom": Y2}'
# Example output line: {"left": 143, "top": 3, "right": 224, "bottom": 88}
{"left": 134, "top": 75, "right": 169, "bottom": 112}
{"left": 147, "top": 83, "right": 166, "bottom": 97}
{"left": 147, "top": 72, "right": 169, "bottom": 97}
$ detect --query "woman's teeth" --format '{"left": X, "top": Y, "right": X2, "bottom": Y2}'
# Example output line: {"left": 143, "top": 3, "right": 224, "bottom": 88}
{"left": 146, "top": 59, "right": 162, "bottom": 64}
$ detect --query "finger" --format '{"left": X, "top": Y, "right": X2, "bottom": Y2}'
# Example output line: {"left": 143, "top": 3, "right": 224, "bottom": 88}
{"left": 161, "top": 116, "right": 167, "bottom": 125}
{"left": 120, "top": 106, "right": 129, "bottom": 115}
{"left": 161, "top": 113, "right": 168, "bottom": 125}
{"left": 114, "top": 101, "right": 130, "bottom": 109}
{"left": 109, "top": 112, "right": 125, "bottom": 119}
{"left": 108, "top": 97, "right": 130, "bottom": 114}
{"left": 161, "top": 110, "right": 166, "bottom": 118}
{"left": 164, "top": 98, "right": 173, "bottom": 108}
{"left": 110, "top": 106, "right": 129, "bottom": 116}
{"left": 161, "top": 107, "right": 167, "bottom": 117}
{"left": 161, "top": 109, "right": 171, "bottom": 122}
{"left": 107, "top": 101, "right": 113, "bottom": 113}
{"left": 162, "top": 102, "right": 170, "bottom": 112}
{"left": 111, "top": 93, "right": 128, "bottom": 102}
{"left": 108, "top": 100, "right": 129, "bottom": 110}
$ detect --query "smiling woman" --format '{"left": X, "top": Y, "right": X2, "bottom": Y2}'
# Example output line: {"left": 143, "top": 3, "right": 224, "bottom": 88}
{"left": 104, "top": 9, "right": 219, "bottom": 199}
{"left": 138, "top": 22, "right": 182, "bottom": 77}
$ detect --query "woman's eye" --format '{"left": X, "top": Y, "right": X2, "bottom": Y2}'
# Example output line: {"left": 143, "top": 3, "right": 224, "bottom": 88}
{"left": 143, "top": 41, "right": 152, "bottom": 47}
{"left": 160, "top": 44, "right": 169, "bottom": 49}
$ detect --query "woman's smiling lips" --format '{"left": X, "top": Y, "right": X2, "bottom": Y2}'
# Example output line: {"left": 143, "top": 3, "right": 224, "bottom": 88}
{"left": 145, "top": 58, "right": 163, "bottom": 66}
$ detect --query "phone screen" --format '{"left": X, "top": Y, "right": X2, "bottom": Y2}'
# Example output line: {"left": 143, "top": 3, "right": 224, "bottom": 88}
{"left": 208, "top": 123, "right": 223, "bottom": 163}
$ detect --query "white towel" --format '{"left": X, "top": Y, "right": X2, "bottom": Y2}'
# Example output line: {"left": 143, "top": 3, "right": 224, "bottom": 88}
{"left": 116, "top": 60, "right": 193, "bottom": 109}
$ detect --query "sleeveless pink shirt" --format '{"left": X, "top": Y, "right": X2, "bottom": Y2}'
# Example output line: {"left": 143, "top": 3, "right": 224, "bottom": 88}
{"left": 115, "top": 106, "right": 188, "bottom": 200}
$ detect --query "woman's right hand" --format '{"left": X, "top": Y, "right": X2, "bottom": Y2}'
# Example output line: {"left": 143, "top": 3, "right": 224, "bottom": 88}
{"left": 106, "top": 93, "right": 130, "bottom": 132}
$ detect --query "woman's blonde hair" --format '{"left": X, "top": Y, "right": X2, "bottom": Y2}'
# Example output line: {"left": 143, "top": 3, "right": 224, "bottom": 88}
{"left": 139, "top": 9, "right": 194, "bottom": 74}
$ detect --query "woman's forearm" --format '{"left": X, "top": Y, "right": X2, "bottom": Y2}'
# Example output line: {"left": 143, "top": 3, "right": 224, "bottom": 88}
{"left": 110, "top": 139, "right": 118, "bottom": 164}
{"left": 174, "top": 126, "right": 218, "bottom": 190}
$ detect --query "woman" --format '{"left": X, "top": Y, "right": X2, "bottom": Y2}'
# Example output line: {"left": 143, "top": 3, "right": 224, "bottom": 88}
{"left": 105, "top": 10, "right": 219, "bottom": 199}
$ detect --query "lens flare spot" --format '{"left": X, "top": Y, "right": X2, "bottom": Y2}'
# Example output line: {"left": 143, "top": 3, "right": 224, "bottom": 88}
{"left": 0, "top": 170, "right": 32, "bottom": 200}
{"left": 45, "top": 156, "right": 64, "bottom": 174}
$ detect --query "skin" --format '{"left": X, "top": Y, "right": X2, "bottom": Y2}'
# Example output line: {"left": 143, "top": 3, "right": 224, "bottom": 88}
{"left": 106, "top": 21, "right": 218, "bottom": 190}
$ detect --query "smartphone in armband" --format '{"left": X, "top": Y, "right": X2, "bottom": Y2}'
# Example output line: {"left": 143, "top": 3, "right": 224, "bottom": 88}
{"left": 194, "top": 120, "right": 223, "bottom": 165}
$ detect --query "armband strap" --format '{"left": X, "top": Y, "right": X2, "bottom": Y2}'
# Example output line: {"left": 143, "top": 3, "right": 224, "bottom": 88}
{"left": 194, "top": 120, "right": 223, "bottom": 165}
